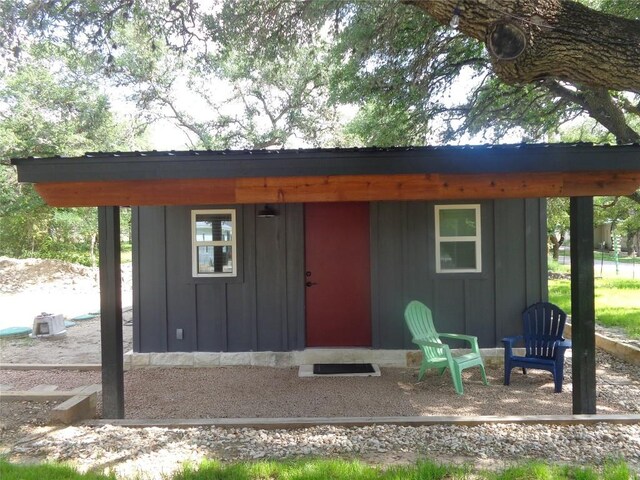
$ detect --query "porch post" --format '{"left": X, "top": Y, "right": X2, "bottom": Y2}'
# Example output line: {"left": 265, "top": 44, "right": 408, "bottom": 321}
{"left": 569, "top": 196, "right": 596, "bottom": 414}
{"left": 98, "top": 206, "right": 124, "bottom": 418}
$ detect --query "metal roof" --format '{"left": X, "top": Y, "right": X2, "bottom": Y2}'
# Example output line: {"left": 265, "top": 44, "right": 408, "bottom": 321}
{"left": 12, "top": 143, "right": 640, "bottom": 184}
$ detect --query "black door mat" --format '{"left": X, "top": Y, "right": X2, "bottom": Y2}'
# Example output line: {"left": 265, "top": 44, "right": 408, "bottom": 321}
{"left": 298, "top": 363, "right": 380, "bottom": 377}
{"left": 313, "top": 363, "right": 375, "bottom": 375}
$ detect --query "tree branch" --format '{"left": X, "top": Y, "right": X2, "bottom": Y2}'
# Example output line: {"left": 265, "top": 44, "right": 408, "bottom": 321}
{"left": 542, "top": 81, "right": 640, "bottom": 143}
{"left": 620, "top": 97, "right": 640, "bottom": 116}
{"left": 403, "top": 0, "right": 640, "bottom": 93}
{"left": 596, "top": 197, "right": 620, "bottom": 209}
{"left": 627, "top": 191, "right": 640, "bottom": 205}
{"left": 576, "top": 88, "right": 640, "bottom": 144}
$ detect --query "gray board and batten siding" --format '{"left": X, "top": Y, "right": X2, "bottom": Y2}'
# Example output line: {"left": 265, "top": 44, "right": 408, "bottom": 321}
{"left": 132, "top": 198, "right": 547, "bottom": 353}
{"left": 133, "top": 204, "right": 305, "bottom": 353}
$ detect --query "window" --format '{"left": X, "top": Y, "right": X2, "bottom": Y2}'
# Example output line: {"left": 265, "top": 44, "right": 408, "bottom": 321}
{"left": 192, "top": 209, "right": 237, "bottom": 277}
{"left": 435, "top": 205, "right": 481, "bottom": 273}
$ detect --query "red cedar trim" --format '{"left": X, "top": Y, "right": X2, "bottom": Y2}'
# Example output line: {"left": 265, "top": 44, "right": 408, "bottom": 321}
{"left": 34, "top": 171, "right": 640, "bottom": 207}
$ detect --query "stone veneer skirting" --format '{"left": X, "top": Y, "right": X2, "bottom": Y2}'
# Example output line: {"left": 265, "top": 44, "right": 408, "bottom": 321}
{"left": 123, "top": 348, "right": 512, "bottom": 370}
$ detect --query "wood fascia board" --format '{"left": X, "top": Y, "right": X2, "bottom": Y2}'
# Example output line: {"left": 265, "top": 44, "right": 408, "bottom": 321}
{"left": 34, "top": 171, "right": 640, "bottom": 207}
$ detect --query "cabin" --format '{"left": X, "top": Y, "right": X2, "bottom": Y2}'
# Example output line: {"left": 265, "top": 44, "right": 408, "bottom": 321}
{"left": 12, "top": 143, "right": 640, "bottom": 417}
{"left": 132, "top": 199, "right": 546, "bottom": 358}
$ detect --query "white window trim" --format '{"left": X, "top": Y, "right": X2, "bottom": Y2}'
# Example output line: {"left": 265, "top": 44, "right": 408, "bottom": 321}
{"left": 191, "top": 209, "right": 237, "bottom": 277}
{"left": 435, "top": 204, "right": 482, "bottom": 273}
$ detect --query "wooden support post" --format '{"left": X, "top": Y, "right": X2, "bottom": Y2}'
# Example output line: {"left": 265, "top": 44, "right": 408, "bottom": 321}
{"left": 98, "top": 206, "right": 124, "bottom": 419}
{"left": 570, "top": 196, "right": 596, "bottom": 414}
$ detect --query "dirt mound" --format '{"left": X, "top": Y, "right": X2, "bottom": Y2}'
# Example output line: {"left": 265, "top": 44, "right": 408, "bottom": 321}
{"left": 0, "top": 257, "right": 97, "bottom": 294}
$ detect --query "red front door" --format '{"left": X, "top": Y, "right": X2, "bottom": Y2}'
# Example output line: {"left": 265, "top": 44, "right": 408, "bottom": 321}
{"left": 304, "top": 202, "right": 371, "bottom": 347}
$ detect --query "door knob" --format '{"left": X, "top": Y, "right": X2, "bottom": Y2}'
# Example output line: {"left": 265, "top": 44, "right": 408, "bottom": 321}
{"left": 305, "top": 281, "right": 318, "bottom": 287}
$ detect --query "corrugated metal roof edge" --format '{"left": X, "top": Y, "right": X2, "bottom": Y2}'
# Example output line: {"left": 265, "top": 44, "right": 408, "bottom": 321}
{"left": 12, "top": 142, "right": 640, "bottom": 163}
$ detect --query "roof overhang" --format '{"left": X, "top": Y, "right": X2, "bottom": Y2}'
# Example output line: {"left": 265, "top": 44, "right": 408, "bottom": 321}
{"left": 11, "top": 144, "right": 640, "bottom": 207}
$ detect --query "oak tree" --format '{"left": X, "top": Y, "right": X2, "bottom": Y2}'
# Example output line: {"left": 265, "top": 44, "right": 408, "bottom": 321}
{"left": 1, "top": 0, "right": 638, "bottom": 145}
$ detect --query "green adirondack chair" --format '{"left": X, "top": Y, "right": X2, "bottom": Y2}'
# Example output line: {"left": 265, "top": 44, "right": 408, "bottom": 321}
{"left": 404, "top": 300, "right": 488, "bottom": 395}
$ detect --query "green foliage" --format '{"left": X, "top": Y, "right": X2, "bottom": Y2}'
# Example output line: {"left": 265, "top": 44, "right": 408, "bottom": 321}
{"left": 601, "top": 460, "right": 636, "bottom": 480}
{"left": 172, "top": 458, "right": 620, "bottom": 480}
{"left": 1, "top": 458, "right": 636, "bottom": 480}
{"left": 595, "top": 250, "right": 640, "bottom": 263}
{"left": 548, "top": 278, "right": 572, "bottom": 313}
{"left": 200, "top": 0, "right": 639, "bottom": 145}
{"left": 0, "top": 163, "right": 63, "bottom": 260}
{"left": 325, "top": 2, "right": 472, "bottom": 146}
{"left": 0, "top": 64, "right": 128, "bottom": 157}
{"left": 547, "top": 258, "right": 570, "bottom": 274}
{"left": 174, "top": 459, "right": 392, "bottom": 480}
{"left": 0, "top": 461, "right": 115, "bottom": 480}
{"left": 593, "top": 197, "right": 640, "bottom": 253}
{"left": 0, "top": 49, "right": 139, "bottom": 264}
{"left": 492, "top": 460, "right": 635, "bottom": 479}
{"left": 178, "top": 41, "right": 344, "bottom": 149}
{"left": 0, "top": 0, "right": 639, "bottom": 269}
{"left": 120, "top": 242, "right": 133, "bottom": 264}
{"left": 0, "top": 169, "right": 98, "bottom": 264}
{"left": 459, "top": 79, "right": 573, "bottom": 143}
{"left": 2, "top": 0, "right": 638, "bottom": 148}
{"left": 547, "top": 195, "right": 640, "bottom": 262}
{"left": 581, "top": 0, "right": 640, "bottom": 19}
{"left": 555, "top": 117, "right": 617, "bottom": 144}
{"left": 547, "top": 198, "right": 570, "bottom": 236}
{"left": 3, "top": 458, "right": 628, "bottom": 480}
{"left": 548, "top": 277, "right": 640, "bottom": 339}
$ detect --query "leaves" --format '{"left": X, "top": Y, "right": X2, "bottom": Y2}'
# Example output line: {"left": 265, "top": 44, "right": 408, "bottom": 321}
{"left": 0, "top": 48, "right": 140, "bottom": 263}
{"left": 1, "top": 0, "right": 638, "bottom": 147}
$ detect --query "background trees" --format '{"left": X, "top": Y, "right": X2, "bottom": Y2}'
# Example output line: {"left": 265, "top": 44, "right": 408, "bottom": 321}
{"left": 0, "top": 52, "right": 140, "bottom": 264}
{"left": 0, "top": 0, "right": 638, "bottom": 262}
{"left": 2, "top": 0, "right": 637, "bottom": 147}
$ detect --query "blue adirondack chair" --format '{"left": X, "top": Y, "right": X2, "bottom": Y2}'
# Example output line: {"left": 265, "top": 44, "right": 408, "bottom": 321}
{"left": 502, "top": 302, "right": 572, "bottom": 393}
{"left": 404, "top": 300, "right": 488, "bottom": 395}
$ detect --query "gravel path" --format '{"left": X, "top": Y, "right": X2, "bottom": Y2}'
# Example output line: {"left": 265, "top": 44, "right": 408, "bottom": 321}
{"left": 9, "top": 422, "right": 640, "bottom": 479}
{"left": 2, "top": 349, "right": 639, "bottom": 478}
{"left": 2, "top": 351, "right": 637, "bottom": 420}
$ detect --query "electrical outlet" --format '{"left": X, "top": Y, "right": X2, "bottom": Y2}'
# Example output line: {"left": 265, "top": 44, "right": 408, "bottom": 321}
{"left": 176, "top": 328, "right": 183, "bottom": 340}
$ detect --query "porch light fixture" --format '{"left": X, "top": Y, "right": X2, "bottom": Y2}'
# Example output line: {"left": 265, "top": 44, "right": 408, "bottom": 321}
{"left": 257, "top": 204, "right": 278, "bottom": 218}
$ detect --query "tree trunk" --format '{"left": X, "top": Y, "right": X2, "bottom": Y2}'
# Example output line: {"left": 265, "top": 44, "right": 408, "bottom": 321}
{"left": 549, "top": 235, "right": 559, "bottom": 261}
{"left": 404, "top": 0, "right": 640, "bottom": 93}
{"left": 549, "top": 234, "right": 563, "bottom": 261}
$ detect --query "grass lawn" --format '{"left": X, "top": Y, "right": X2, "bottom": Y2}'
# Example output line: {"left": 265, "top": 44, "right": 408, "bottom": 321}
{"left": 593, "top": 250, "right": 640, "bottom": 264}
{"left": 548, "top": 276, "right": 640, "bottom": 339}
{"left": 0, "top": 459, "right": 636, "bottom": 480}
{"left": 0, "top": 461, "right": 115, "bottom": 479}
{"left": 551, "top": 253, "right": 640, "bottom": 269}
{"left": 120, "top": 242, "right": 132, "bottom": 264}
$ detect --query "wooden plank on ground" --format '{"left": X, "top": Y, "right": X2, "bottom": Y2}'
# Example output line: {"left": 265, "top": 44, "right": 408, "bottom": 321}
{"left": 0, "top": 364, "right": 101, "bottom": 371}
{"left": 29, "top": 385, "right": 59, "bottom": 391}
{"left": 82, "top": 414, "right": 640, "bottom": 429}
{"left": 0, "top": 391, "right": 83, "bottom": 402}
{"left": 51, "top": 393, "right": 98, "bottom": 424}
